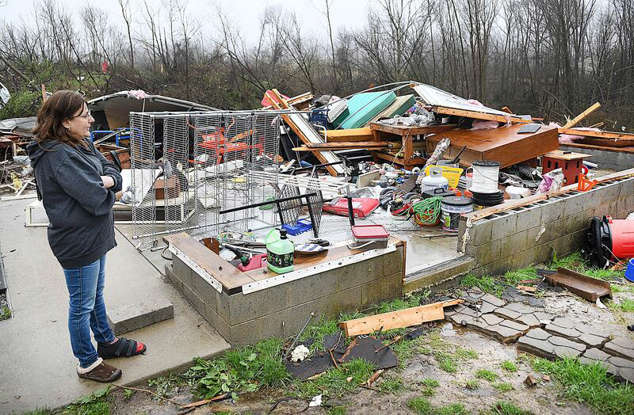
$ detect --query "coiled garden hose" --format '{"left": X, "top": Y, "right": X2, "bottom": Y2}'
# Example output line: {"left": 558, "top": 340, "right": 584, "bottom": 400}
{"left": 411, "top": 196, "right": 443, "bottom": 226}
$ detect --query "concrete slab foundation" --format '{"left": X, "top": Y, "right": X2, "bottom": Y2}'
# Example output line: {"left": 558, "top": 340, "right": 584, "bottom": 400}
{"left": 0, "top": 198, "right": 230, "bottom": 414}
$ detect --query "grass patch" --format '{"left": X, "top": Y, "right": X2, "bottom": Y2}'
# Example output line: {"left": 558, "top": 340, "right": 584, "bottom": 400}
{"left": 434, "top": 352, "right": 457, "bottom": 373}
{"left": 493, "top": 382, "right": 514, "bottom": 392}
{"left": 501, "top": 360, "right": 518, "bottom": 372}
{"left": 436, "top": 403, "right": 468, "bottom": 415}
{"left": 490, "top": 401, "right": 533, "bottom": 415}
{"left": 531, "top": 357, "right": 634, "bottom": 415}
{"left": 455, "top": 347, "right": 478, "bottom": 360}
{"left": 293, "top": 358, "right": 375, "bottom": 398}
{"left": 550, "top": 252, "right": 621, "bottom": 280}
{"left": 609, "top": 298, "right": 634, "bottom": 312}
{"left": 420, "top": 378, "right": 439, "bottom": 396}
{"left": 408, "top": 397, "right": 432, "bottom": 414}
{"left": 0, "top": 305, "right": 11, "bottom": 321}
{"left": 476, "top": 369, "right": 498, "bottom": 382}
{"left": 299, "top": 316, "right": 341, "bottom": 352}
{"left": 379, "top": 376, "right": 404, "bottom": 394}
{"left": 465, "top": 379, "right": 480, "bottom": 390}
{"left": 503, "top": 267, "right": 537, "bottom": 286}
{"left": 63, "top": 387, "right": 111, "bottom": 414}
{"left": 185, "top": 338, "right": 288, "bottom": 399}
{"left": 460, "top": 273, "right": 502, "bottom": 296}
{"left": 611, "top": 284, "right": 634, "bottom": 293}
{"left": 327, "top": 406, "right": 347, "bottom": 415}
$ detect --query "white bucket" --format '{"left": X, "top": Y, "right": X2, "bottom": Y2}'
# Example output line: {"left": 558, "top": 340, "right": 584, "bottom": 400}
{"left": 470, "top": 160, "right": 500, "bottom": 194}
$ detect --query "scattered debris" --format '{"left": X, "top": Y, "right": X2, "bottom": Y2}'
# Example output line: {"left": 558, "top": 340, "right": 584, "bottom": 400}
{"left": 290, "top": 345, "right": 310, "bottom": 362}
{"left": 523, "top": 375, "right": 538, "bottom": 387}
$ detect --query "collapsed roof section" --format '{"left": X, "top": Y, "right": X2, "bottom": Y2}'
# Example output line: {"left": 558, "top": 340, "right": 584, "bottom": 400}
{"left": 87, "top": 90, "right": 218, "bottom": 130}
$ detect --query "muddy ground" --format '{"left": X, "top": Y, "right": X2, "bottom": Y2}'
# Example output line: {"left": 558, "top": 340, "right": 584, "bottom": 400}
{"left": 97, "top": 283, "right": 634, "bottom": 415}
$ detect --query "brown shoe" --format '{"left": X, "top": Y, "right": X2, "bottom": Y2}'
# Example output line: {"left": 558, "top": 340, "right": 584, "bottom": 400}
{"left": 77, "top": 357, "right": 122, "bottom": 383}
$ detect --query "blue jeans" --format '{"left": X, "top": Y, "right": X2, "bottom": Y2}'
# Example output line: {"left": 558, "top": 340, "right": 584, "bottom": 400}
{"left": 63, "top": 255, "right": 115, "bottom": 368}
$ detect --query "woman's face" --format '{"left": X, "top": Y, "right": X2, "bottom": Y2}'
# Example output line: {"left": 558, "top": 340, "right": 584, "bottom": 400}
{"left": 63, "top": 103, "right": 94, "bottom": 140}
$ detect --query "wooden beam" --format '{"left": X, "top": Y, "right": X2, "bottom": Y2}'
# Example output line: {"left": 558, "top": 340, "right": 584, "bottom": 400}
{"left": 320, "top": 127, "right": 374, "bottom": 142}
{"left": 431, "top": 106, "right": 530, "bottom": 123}
{"left": 563, "top": 102, "right": 601, "bottom": 129}
{"left": 306, "top": 141, "right": 392, "bottom": 149}
{"left": 339, "top": 299, "right": 463, "bottom": 337}
{"left": 558, "top": 127, "right": 634, "bottom": 141}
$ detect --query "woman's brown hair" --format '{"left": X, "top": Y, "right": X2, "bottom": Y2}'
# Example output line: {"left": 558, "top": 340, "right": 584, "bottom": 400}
{"left": 32, "top": 90, "right": 88, "bottom": 147}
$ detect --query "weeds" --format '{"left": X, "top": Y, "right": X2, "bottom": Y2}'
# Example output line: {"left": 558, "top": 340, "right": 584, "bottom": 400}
{"left": 493, "top": 382, "right": 514, "bottom": 392}
{"left": 501, "top": 361, "right": 518, "bottom": 372}
{"left": 299, "top": 316, "right": 341, "bottom": 352}
{"left": 465, "top": 379, "right": 480, "bottom": 390}
{"left": 63, "top": 387, "right": 111, "bottom": 415}
{"left": 609, "top": 298, "right": 634, "bottom": 312}
{"left": 476, "top": 369, "right": 498, "bottom": 382}
{"left": 292, "top": 358, "right": 375, "bottom": 399}
{"left": 379, "top": 376, "right": 404, "bottom": 394}
{"left": 490, "top": 401, "right": 533, "bottom": 415}
{"left": 420, "top": 378, "right": 440, "bottom": 396}
{"left": 327, "top": 406, "right": 347, "bottom": 415}
{"left": 455, "top": 347, "right": 478, "bottom": 360}
{"left": 503, "top": 267, "right": 537, "bottom": 286}
{"left": 0, "top": 305, "right": 11, "bottom": 321}
{"left": 408, "top": 397, "right": 432, "bottom": 414}
{"left": 185, "top": 338, "right": 288, "bottom": 399}
{"left": 460, "top": 274, "right": 502, "bottom": 296}
{"left": 435, "top": 403, "right": 468, "bottom": 415}
{"left": 148, "top": 373, "right": 185, "bottom": 400}
{"left": 531, "top": 357, "right": 634, "bottom": 415}
{"left": 550, "top": 252, "right": 621, "bottom": 281}
{"left": 434, "top": 352, "right": 457, "bottom": 373}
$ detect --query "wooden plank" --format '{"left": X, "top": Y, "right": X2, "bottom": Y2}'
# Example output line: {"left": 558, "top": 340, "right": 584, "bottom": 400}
{"left": 320, "top": 128, "right": 373, "bottom": 142}
{"left": 431, "top": 106, "right": 530, "bottom": 123}
{"left": 543, "top": 150, "right": 592, "bottom": 160}
{"left": 426, "top": 124, "right": 558, "bottom": 168}
{"left": 339, "top": 299, "right": 463, "bottom": 337}
{"left": 164, "top": 232, "right": 254, "bottom": 291}
{"left": 558, "top": 128, "right": 634, "bottom": 141}
{"left": 305, "top": 141, "right": 392, "bottom": 149}
{"left": 369, "top": 123, "right": 456, "bottom": 136}
{"left": 577, "top": 137, "right": 634, "bottom": 148}
{"left": 268, "top": 89, "right": 339, "bottom": 176}
{"left": 563, "top": 102, "right": 601, "bottom": 129}
{"left": 560, "top": 142, "right": 634, "bottom": 154}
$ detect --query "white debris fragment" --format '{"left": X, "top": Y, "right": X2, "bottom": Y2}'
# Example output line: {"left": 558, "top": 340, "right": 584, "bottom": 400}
{"left": 596, "top": 298, "right": 606, "bottom": 309}
{"left": 309, "top": 394, "right": 322, "bottom": 407}
{"left": 290, "top": 345, "right": 310, "bottom": 362}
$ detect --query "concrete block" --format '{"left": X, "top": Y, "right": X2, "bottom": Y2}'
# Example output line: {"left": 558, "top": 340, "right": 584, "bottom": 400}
{"left": 490, "top": 214, "right": 518, "bottom": 241}
{"left": 621, "top": 179, "right": 634, "bottom": 199}
{"left": 473, "top": 238, "right": 503, "bottom": 265}
{"left": 471, "top": 218, "right": 494, "bottom": 246}
{"left": 541, "top": 199, "right": 564, "bottom": 223}
{"left": 541, "top": 218, "right": 564, "bottom": 243}
{"left": 108, "top": 298, "right": 174, "bottom": 336}
{"left": 516, "top": 206, "right": 543, "bottom": 232}
{"left": 203, "top": 300, "right": 231, "bottom": 342}
{"left": 361, "top": 272, "right": 402, "bottom": 306}
{"left": 172, "top": 257, "right": 194, "bottom": 289}
{"left": 503, "top": 230, "right": 528, "bottom": 256}
{"left": 383, "top": 248, "right": 404, "bottom": 276}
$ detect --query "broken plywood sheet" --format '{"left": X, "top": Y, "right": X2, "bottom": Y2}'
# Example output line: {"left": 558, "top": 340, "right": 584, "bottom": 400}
{"left": 339, "top": 299, "right": 462, "bottom": 337}
{"left": 545, "top": 268, "right": 612, "bottom": 302}
{"left": 413, "top": 84, "right": 527, "bottom": 123}
{"left": 426, "top": 124, "right": 558, "bottom": 168}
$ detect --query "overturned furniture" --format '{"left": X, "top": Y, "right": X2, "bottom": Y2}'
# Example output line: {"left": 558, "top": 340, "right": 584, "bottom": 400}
{"left": 164, "top": 232, "right": 405, "bottom": 345}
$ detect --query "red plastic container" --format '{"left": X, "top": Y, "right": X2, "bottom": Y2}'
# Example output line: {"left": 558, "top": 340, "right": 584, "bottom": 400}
{"left": 607, "top": 217, "right": 634, "bottom": 259}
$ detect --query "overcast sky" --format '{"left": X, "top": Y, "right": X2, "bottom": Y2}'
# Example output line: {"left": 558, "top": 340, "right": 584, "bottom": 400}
{"left": 0, "top": 0, "right": 371, "bottom": 44}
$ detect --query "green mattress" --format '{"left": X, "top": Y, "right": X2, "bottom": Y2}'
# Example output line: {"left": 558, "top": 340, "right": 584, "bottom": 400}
{"left": 334, "top": 91, "right": 396, "bottom": 129}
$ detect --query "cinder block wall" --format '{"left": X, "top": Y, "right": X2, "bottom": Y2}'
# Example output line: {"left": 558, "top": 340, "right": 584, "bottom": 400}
{"left": 458, "top": 177, "right": 633, "bottom": 275}
{"left": 166, "top": 244, "right": 404, "bottom": 345}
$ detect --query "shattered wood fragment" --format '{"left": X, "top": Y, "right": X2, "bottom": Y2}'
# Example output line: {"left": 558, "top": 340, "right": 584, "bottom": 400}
{"left": 180, "top": 393, "right": 229, "bottom": 409}
{"left": 563, "top": 102, "right": 601, "bottom": 129}
{"left": 517, "top": 285, "right": 537, "bottom": 293}
{"left": 366, "top": 369, "right": 384, "bottom": 386}
{"left": 524, "top": 375, "right": 537, "bottom": 387}
{"left": 545, "top": 268, "right": 612, "bottom": 302}
{"left": 430, "top": 106, "right": 530, "bottom": 123}
{"left": 339, "top": 299, "right": 462, "bottom": 337}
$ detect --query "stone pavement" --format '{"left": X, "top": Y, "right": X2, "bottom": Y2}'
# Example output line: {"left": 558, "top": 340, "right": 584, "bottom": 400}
{"left": 447, "top": 288, "right": 634, "bottom": 383}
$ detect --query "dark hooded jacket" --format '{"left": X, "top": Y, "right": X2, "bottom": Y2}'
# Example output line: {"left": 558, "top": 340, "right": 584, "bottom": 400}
{"left": 27, "top": 139, "right": 123, "bottom": 268}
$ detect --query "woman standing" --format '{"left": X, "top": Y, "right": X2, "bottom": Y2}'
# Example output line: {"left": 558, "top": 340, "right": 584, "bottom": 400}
{"left": 28, "top": 90, "right": 146, "bottom": 383}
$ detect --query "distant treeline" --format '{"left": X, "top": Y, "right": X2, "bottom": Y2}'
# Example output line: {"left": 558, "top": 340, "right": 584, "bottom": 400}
{"left": 1, "top": 0, "right": 633, "bottom": 128}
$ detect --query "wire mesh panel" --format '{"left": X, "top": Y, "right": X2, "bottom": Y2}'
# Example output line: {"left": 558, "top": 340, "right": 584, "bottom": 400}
{"left": 129, "top": 110, "right": 284, "bottom": 249}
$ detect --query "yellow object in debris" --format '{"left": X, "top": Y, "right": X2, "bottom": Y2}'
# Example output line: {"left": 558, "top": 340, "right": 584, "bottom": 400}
{"left": 424, "top": 165, "right": 463, "bottom": 188}
{"left": 11, "top": 172, "right": 22, "bottom": 191}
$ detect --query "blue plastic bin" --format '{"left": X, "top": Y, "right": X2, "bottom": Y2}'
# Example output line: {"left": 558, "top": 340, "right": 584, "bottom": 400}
{"left": 282, "top": 218, "right": 313, "bottom": 236}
